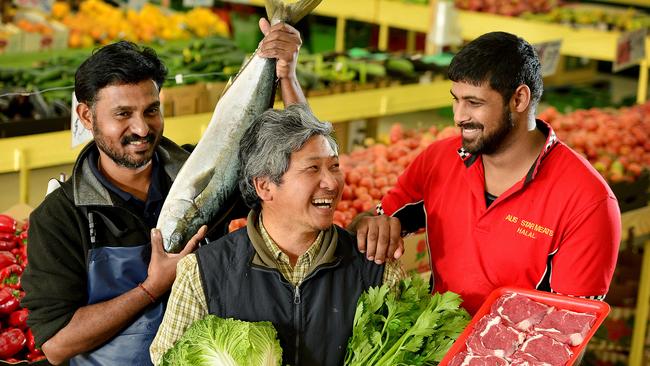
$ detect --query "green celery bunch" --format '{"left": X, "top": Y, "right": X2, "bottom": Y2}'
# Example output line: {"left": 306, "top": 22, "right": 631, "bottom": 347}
{"left": 344, "top": 275, "right": 470, "bottom": 366}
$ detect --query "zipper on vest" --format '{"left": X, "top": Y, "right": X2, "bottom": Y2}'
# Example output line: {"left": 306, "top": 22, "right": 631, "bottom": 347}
{"left": 294, "top": 285, "right": 301, "bottom": 365}
{"left": 293, "top": 286, "right": 301, "bottom": 304}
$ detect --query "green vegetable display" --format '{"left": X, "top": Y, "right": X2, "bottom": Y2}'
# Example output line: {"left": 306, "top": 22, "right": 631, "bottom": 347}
{"left": 344, "top": 275, "right": 470, "bottom": 366}
{"left": 161, "top": 315, "right": 282, "bottom": 366}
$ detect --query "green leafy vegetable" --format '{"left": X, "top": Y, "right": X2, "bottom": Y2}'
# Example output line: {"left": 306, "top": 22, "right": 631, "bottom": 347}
{"left": 161, "top": 315, "right": 282, "bottom": 366}
{"left": 344, "top": 275, "right": 470, "bottom": 366}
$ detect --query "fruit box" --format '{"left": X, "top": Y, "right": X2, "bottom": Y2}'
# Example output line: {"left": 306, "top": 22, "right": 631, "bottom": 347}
{"left": 160, "top": 83, "right": 206, "bottom": 117}
{"left": 0, "top": 24, "right": 22, "bottom": 55}
{"left": 439, "top": 287, "right": 610, "bottom": 366}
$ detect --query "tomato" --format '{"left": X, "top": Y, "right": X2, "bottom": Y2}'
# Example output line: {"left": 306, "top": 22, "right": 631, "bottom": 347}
{"left": 369, "top": 188, "right": 382, "bottom": 200}
{"left": 374, "top": 176, "right": 388, "bottom": 188}
{"left": 341, "top": 186, "right": 354, "bottom": 200}
{"left": 359, "top": 176, "right": 374, "bottom": 189}
{"left": 362, "top": 200, "right": 376, "bottom": 212}
{"left": 354, "top": 186, "right": 369, "bottom": 198}
{"left": 337, "top": 200, "right": 351, "bottom": 211}
{"left": 346, "top": 170, "right": 361, "bottom": 185}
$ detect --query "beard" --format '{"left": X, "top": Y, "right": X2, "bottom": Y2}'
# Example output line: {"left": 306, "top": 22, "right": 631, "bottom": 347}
{"left": 92, "top": 120, "right": 160, "bottom": 169}
{"left": 462, "top": 108, "right": 515, "bottom": 155}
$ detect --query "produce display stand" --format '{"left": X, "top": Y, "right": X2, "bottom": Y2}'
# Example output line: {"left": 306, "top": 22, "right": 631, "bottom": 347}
{"left": 228, "top": 0, "right": 650, "bottom": 103}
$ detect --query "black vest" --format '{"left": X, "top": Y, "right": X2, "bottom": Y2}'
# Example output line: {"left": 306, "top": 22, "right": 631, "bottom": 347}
{"left": 196, "top": 226, "right": 384, "bottom": 366}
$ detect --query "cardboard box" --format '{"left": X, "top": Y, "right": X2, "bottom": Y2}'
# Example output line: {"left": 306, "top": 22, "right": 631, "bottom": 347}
{"left": 20, "top": 29, "right": 41, "bottom": 52}
{"left": 401, "top": 232, "right": 430, "bottom": 274}
{"left": 197, "top": 81, "right": 228, "bottom": 114}
{"left": 49, "top": 20, "right": 69, "bottom": 50}
{"left": 0, "top": 24, "right": 22, "bottom": 54}
{"left": 160, "top": 83, "right": 206, "bottom": 117}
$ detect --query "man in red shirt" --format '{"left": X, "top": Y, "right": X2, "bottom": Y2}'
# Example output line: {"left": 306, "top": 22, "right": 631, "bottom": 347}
{"left": 356, "top": 31, "right": 621, "bottom": 315}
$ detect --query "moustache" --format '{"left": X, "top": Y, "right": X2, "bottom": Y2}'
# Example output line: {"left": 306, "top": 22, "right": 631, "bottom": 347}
{"left": 121, "top": 133, "right": 155, "bottom": 145}
{"left": 457, "top": 122, "right": 484, "bottom": 130}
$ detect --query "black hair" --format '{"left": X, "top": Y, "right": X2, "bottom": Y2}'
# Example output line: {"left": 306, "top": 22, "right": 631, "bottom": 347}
{"left": 74, "top": 40, "right": 167, "bottom": 106}
{"left": 448, "top": 32, "right": 543, "bottom": 107}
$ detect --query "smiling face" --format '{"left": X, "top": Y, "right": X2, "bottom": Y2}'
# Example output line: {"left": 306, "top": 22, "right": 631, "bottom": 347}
{"left": 262, "top": 134, "right": 344, "bottom": 233}
{"left": 79, "top": 80, "right": 163, "bottom": 170}
{"left": 451, "top": 81, "right": 516, "bottom": 155}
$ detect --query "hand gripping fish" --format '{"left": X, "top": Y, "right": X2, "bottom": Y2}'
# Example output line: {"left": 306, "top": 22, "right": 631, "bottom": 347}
{"left": 157, "top": 0, "right": 322, "bottom": 253}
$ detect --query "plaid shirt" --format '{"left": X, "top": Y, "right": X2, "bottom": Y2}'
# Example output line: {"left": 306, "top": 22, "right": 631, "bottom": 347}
{"left": 149, "top": 223, "right": 405, "bottom": 365}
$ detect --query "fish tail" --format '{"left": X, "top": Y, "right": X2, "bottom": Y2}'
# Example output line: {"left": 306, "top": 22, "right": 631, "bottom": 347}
{"left": 265, "top": 0, "right": 322, "bottom": 24}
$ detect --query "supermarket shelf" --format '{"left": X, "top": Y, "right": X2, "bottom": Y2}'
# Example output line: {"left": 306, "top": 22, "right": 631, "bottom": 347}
{"left": 457, "top": 10, "right": 626, "bottom": 62}
{"left": 0, "top": 80, "right": 452, "bottom": 175}
{"left": 227, "top": 0, "right": 647, "bottom": 63}
{"left": 305, "top": 80, "right": 452, "bottom": 122}
{"left": 376, "top": 1, "right": 431, "bottom": 33}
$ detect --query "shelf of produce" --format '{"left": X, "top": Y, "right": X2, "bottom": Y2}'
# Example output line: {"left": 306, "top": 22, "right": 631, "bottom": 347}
{"left": 0, "top": 80, "right": 452, "bottom": 200}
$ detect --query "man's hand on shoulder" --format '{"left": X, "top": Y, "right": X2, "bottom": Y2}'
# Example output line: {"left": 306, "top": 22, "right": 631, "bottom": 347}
{"left": 143, "top": 226, "right": 207, "bottom": 298}
{"left": 351, "top": 213, "right": 404, "bottom": 265}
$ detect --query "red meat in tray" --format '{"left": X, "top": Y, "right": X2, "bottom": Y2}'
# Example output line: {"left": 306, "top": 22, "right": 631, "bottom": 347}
{"left": 449, "top": 351, "right": 509, "bottom": 366}
{"left": 534, "top": 308, "right": 597, "bottom": 346}
{"left": 515, "top": 333, "right": 573, "bottom": 365}
{"left": 439, "top": 287, "right": 610, "bottom": 366}
{"left": 491, "top": 292, "right": 552, "bottom": 331}
{"left": 466, "top": 314, "right": 525, "bottom": 358}
{"left": 510, "top": 350, "right": 556, "bottom": 366}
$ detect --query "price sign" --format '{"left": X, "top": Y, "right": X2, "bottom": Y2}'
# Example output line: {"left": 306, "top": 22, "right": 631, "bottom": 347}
{"left": 614, "top": 28, "right": 646, "bottom": 73}
{"left": 533, "top": 40, "right": 562, "bottom": 77}
{"left": 71, "top": 93, "right": 93, "bottom": 148}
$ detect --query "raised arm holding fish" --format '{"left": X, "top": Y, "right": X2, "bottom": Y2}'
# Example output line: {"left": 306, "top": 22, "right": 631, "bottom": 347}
{"left": 156, "top": 0, "right": 321, "bottom": 254}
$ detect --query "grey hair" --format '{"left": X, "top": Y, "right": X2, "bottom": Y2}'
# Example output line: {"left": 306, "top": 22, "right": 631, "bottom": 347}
{"left": 238, "top": 104, "right": 338, "bottom": 210}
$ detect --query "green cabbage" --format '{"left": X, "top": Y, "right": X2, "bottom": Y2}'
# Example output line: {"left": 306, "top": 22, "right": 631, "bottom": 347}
{"left": 161, "top": 315, "right": 283, "bottom": 366}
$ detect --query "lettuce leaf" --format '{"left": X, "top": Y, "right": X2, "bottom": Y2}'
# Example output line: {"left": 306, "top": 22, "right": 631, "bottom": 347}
{"left": 161, "top": 315, "right": 282, "bottom": 366}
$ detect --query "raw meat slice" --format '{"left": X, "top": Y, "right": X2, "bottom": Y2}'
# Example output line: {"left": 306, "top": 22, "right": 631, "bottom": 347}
{"left": 491, "top": 292, "right": 552, "bottom": 331}
{"left": 518, "top": 334, "right": 573, "bottom": 366}
{"left": 535, "top": 308, "right": 596, "bottom": 346}
{"left": 449, "top": 351, "right": 510, "bottom": 366}
{"left": 509, "top": 351, "right": 553, "bottom": 366}
{"left": 466, "top": 315, "right": 525, "bottom": 358}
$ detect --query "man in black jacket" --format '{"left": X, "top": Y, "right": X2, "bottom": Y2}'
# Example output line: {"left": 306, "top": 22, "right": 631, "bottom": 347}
{"left": 151, "top": 104, "right": 405, "bottom": 366}
{"left": 21, "top": 19, "right": 307, "bottom": 365}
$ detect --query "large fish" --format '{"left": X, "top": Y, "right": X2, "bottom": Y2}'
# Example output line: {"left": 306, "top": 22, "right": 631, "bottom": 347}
{"left": 158, "top": 0, "right": 322, "bottom": 253}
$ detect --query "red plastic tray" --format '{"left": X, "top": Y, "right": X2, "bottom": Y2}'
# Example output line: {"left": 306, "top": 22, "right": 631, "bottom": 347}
{"left": 439, "top": 287, "right": 610, "bottom": 366}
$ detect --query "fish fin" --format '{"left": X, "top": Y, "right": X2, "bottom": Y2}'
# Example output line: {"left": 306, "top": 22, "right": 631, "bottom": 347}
{"left": 287, "top": 0, "right": 323, "bottom": 24}
{"left": 265, "top": 0, "right": 322, "bottom": 24}
{"left": 264, "top": 0, "right": 283, "bottom": 23}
